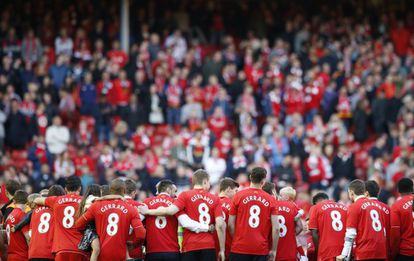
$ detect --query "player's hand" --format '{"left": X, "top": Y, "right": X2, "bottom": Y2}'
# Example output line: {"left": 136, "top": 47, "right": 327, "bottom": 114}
{"left": 268, "top": 250, "right": 276, "bottom": 261}
{"left": 208, "top": 224, "right": 215, "bottom": 232}
{"left": 336, "top": 255, "right": 346, "bottom": 261}
{"left": 138, "top": 205, "right": 149, "bottom": 215}
{"left": 218, "top": 250, "right": 225, "bottom": 261}
{"left": 10, "top": 226, "right": 15, "bottom": 233}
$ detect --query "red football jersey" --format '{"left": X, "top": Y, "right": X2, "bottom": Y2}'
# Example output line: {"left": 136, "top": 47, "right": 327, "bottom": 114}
{"left": 125, "top": 197, "right": 144, "bottom": 258}
{"left": 29, "top": 206, "right": 54, "bottom": 259}
{"left": 390, "top": 194, "right": 414, "bottom": 256}
{"left": 173, "top": 188, "right": 223, "bottom": 252}
{"left": 275, "top": 200, "right": 299, "bottom": 261}
{"left": 45, "top": 193, "right": 85, "bottom": 255}
{"left": 214, "top": 196, "right": 233, "bottom": 259}
{"left": 5, "top": 208, "right": 29, "bottom": 260}
{"left": 369, "top": 197, "right": 390, "bottom": 258}
{"left": 143, "top": 193, "right": 180, "bottom": 253}
{"left": 308, "top": 200, "right": 347, "bottom": 261}
{"left": 230, "top": 187, "right": 277, "bottom": 255}
{"left": 346, "top": 197, "right": 387, "bottom": 260}
{"left": 76, "top": 198, "right": 145, "bottom": 261}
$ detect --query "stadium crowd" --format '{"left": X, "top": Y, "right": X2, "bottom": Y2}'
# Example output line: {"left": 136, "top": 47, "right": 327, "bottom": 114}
{"left": 0, "top": 0, "right": 414, "bottom": 215}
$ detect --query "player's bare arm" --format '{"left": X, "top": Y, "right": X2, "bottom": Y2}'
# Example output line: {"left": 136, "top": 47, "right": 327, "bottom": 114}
{"left": 33, "top": 197, "right": 46, "bottom": 206}
{"left": 310, "top": 229, "right": 319, "bottom": 257}
{"left": 138, "top": 204, "right": 179, "bottom": 216}
{"left": 269, "top": 214, "right": 279, "bottom": 261}
{"left": 228, "top": 214, "right": 236, "bottom": 237}
{"left": 215, "top": 216, "right": 226, "bottom": 261}
{"left": 295, "top": 218, "right": 303, "bottom": 235}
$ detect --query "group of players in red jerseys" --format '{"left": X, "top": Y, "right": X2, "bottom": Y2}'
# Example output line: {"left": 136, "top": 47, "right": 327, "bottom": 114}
{"left": 0, "top": 167, "right": 413, "bottom": 261}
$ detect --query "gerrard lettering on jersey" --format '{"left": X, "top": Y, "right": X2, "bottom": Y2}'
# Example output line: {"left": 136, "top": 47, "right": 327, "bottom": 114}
{"left": 222, "top": 202, "right": 231, "bottom": 211}
{"left": 100, "top": 203, "right": 129, "bottom": 213}
{"left": 402, "top": 200, "right": 413, "bottom": 210}
{"left": 34, "top": 206, "right": 49, "bottom": 214}
{"left": 321, "top": 203, "right": 348, "bottom": 211}
{"left": 242, "top": 195, "right": 270, "bottom": 206}
{"left": 361, "top": 201, "right": 390, "bottom": 214}
{"left": 58, "top": 197, "right": 81, "bottom": 204}
{"left": 278, "top": 205, "right": 291, "bottom": 213}
{"left": 191, "top": 194, "right": 214, "bottom": 204}
{"left": 148, "top": 198, "right": 173, "bottom": 206}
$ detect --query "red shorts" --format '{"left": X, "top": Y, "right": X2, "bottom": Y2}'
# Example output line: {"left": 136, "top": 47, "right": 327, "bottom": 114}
{"left": 7, "top": 255, "right": 28, "bottom": 261}
{"left": 55, "top": 252, "right": 88, "bottom": 261}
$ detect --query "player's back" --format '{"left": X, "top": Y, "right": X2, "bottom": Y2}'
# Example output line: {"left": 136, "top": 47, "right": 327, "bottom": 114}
{"left": 391, "top": 194, "right": 414, "bottom": 257}
{"left": 125, "top": 197, "right": 144, "bottom": 258}
{"left": 89, "top": 198, "right": 141, "bottom": 261}
{"left": 348, "top": 197, "right": 387, "bottom": 260}
{"left": 29, "top": 206, "right": 54, "bottom": 260}
{"left": 230, "top": 187, "right": 276, "bottom": 255}
{"left": 5, "top": 208, "right": 28, "bottom": 260}
{"left": 174, "top": 188, "right": 222, "bottom": 252}
{"left": 214, "top": 196, "right": 232, "bottom": 259}
{"left": 276, "top": 200, "right": 299, "bottom": 261}
{"left": 308, "top": 200, "right": 347, "bottom": 260}
{"left": 45, "top": 193, "right": 83, "bottom": 254}
{"left": 143, "top": 193, "right": 180, "bottom": 253}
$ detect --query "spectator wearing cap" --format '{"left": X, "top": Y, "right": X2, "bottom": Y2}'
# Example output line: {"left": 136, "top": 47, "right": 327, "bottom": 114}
{"left": 45, "top": 116, "right": 70, "bottom": 155}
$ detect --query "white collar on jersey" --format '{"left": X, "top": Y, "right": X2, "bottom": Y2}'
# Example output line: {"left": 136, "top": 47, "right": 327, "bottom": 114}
{"left": 354, "top": 195, "right": 366, "bottom": 202}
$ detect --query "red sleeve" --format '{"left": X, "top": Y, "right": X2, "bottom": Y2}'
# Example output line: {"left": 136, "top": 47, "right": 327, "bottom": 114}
{"left": 131, "top": 208, "right": 146, "bottom": 242}
{"left": 44, "top": 196, "right": 57, "bottom": 208}
{"left": 229, "top": 195, "right": 238, "bottom": 216}
{"left": 75, "top": 203, "right": 95, "bottom": 231}
{"left": 346, "top": 204, "right": 358, "bottom": 229}
{"left": 173, "top": 192, "right": 187, "bottom": 211}
{"left": 308, "top": 206, "right": 318, "bottom": 230}
{"left": 390, "top": 206, "right": 401, "bottom": 257}
{"left": 214, "top": 200, "right": 224, "bottom": 219}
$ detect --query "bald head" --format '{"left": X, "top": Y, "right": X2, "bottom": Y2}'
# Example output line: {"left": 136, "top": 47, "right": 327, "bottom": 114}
{"left": 110, "top": 178, "right": 126, "bottom": 196}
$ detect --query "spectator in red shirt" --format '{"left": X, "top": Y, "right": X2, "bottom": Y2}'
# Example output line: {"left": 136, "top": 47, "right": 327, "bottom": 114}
{"left": 208, "top": 107, "right": 228, "bottom": 140}
{"left": 107, "top": 40, "right": 128, "bottom": 68}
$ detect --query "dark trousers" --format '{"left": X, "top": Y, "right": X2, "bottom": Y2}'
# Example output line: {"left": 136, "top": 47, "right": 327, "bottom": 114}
{"left": 145, "top": 252, "right": 180, "bottom": 261}
{"left": 229, "top": 253, "right": 268, "bottom": 261}
{"left": 396, "top": 255, "right": 414, "bottom": 261}
{"left": 181, "top": 249, "right": 216, "bottom": 261}
{"left": 29, "top": 259, "right": 54, "bottom": 261}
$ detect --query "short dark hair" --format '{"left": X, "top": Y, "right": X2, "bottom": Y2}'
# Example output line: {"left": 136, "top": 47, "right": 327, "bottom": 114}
{"left": 192, "top": 169, "right": 209, "bottom": 186}
{"left": 397, "top": 178, "right": 414, "bottom": 194}
{"left": 101, "top": 185, "right": 110, "bottom": 196}
{"left": 262, "top": 182, "right": 276, "bottom": 196}
{"left": 84, "top": 184, "right": 101, "bottom": 198}
{"left": 157, "top": 180, "right": 175, "bottom": 194}
{"left": 312, "top": 192, "right": 329, "bottom": 205}
{"left": 365, "top": 180, "right": 380, "bottom": 198}
{"left": 110, "top": 178, "right": 126, "bottom": 195}
{"left": 219, "top": 178, "right": 239, "bottom": 192}
{"left": 125, "top": 179, "right": 137, "bottom": 195}
{"left": 348, "top": 179, "right": 366, "bottom": 196}
{"left": 65, "top": 176, "right": 81, "bottom": 192}
{"left": 250, "top": 167, "right": 267, "bottom": 184}
{"left": 6, "top": 180, "right": 21, "bottom": 196}
{"left": 48, "top": 185, "right": 65, "bottom": 197}
{"left": 13, "top": 190, "right": 28, "bottom": 204}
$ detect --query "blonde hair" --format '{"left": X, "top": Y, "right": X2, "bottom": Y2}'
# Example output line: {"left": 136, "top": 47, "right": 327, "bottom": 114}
{"left": 279, "top": 187, "right": 296, "bottom": 201}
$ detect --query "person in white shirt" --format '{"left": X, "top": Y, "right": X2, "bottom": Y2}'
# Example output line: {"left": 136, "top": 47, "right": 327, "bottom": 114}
{"left": 204, "top": 147, "right": 227, "bottom": 186}
{"left": 165, "top": 30, "right": 187, "bottom": 63}
{"left": 45, "top": 116, "right": 70, "bottom": 155}
{"left": 55, "top": 28, "right": 73, "bottom": 56}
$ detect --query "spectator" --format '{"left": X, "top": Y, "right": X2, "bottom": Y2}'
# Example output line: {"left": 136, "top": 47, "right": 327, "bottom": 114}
{"left": 5, "top": 99, "right": 29, "bottom": 150}
{"left": 54, "top": 28, "right": 73, "bottom": 56}
{"left": 49, "top": 55, "right": 70, "bottom": 90}
{"left": 79, "top": 71, "right": 97, "bottom": 116}
{"left": 30, "top": 164, "right": 55, "bottom": 192}
{"left": 54, "top": 151, "right": 75, "bottom": 185}
{"left": 21, "top": 29, "right": 42, "bottom": 63}
{"left": 45, "top": 116, "right": 70, "bottom": 155}
{"left": 204, "top": 147, "right": 226, "bottom": 186}
{"left": 165, "top": 30, "right": 187, "bottom": 63}
{"left": 0, "top": 108, "right": 6, "bottom": 150}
